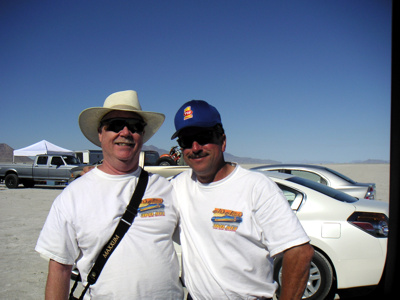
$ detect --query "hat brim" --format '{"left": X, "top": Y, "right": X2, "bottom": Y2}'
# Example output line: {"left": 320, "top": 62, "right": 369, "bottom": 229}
{"left": 79, "top": 107, "right": 165, "bottom": 147}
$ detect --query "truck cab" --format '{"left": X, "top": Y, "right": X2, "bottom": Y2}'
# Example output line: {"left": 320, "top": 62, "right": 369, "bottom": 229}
{"left": 34, "top": 155, "right": 82, "bottom": 181}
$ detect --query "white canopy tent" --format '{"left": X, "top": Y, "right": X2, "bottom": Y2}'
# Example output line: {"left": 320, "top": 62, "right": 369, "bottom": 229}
{"left": 13, "top": 140, "right": 74, "bottom": 162}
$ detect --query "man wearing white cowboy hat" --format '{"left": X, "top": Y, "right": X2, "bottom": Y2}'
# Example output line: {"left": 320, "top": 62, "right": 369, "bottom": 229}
{"left": 36, "top": 90, "right": 183, "bottom": 299}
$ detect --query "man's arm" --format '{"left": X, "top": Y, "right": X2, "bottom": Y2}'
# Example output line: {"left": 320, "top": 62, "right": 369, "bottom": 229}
{"left": 45, "top": 259, "right": 73, "bottom": 300}
{"left": 279, "top": 243, "right": 314, "bottom": 300}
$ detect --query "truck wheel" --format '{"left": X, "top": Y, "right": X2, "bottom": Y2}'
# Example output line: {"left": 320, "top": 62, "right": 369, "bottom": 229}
{"left": 156, "top": 157, "right": 177, "bottom": 166}
{"left": 5, "top": 173, "right": 19, "bottom": 189}
{"left": 22, "top": 179, "right": 35, "bottom": 188}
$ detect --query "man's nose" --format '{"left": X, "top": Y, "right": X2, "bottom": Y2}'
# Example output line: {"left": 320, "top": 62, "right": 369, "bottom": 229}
{"left": 191, "top": 141, "right": 202, "bottom": 152}
{"left": 119, "top": 126, "right": 131, "bottom": 135}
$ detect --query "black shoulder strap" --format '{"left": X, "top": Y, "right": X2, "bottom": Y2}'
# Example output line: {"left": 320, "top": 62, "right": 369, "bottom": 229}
{"left": 70, "top": 170, "right": 149, "bottom": 300}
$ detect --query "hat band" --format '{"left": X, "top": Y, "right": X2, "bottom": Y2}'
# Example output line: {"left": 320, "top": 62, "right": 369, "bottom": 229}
{"left": 107, "top": 104, "right": 141, "bottom": 110}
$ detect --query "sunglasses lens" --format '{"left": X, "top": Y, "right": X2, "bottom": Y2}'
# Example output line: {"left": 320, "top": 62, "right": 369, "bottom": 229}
{"left": 178, "top": 131, "right": 215, "bottom": 148}
{"left": 106, "top": 120, "right": 125, "bottom": 132}
{"left": 102, "top": 118, "right": 145, "bottom": 134}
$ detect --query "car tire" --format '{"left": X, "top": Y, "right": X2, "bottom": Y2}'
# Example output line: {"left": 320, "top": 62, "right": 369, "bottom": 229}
{"left": 5, "top": 173, "right": 20, "bottom": 189}
{"left": 274, "top": 249, "right": 334, "bottom": 300}
{"left": 156, "top": 157, "right": 177, "bottom": 166}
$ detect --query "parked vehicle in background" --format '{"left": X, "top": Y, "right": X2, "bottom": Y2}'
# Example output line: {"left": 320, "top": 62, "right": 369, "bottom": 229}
{"left": 74, "top": 150, "right": 103, "bottom": 165}
{"left": 251, "top": 164, "right": 376, "bottom": 200}
{"left": 142, "top": 149, "right": 189, "bottom": 177}
{"left": 141, "top": 150, "right": 159, "bottom": 166}
{"left": 258, "top": 171, "right": 388, "bottom": 300}
{"left": 0, "top": 155, "right": 83, "bottom": 188}
{"left": 156, "top": 146, "right": 186, "bottom": 166}
{"left": 68, "top": 150, "right": 189, "bottom": 183}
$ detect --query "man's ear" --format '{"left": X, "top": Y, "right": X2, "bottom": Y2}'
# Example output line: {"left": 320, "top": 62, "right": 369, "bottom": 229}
{"left": 221, "top": 134, "right": 227, "bottom": 152}
{"left": 98, "top": 129, "right": 103, "bottom": 144}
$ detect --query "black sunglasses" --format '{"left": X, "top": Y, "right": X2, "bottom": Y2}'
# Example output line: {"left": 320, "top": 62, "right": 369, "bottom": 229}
{"left": 100, "top": 118, "right": 146, "bottom": 134}
{"left": 177, "top": 130, "right": 217, "bottom": 149}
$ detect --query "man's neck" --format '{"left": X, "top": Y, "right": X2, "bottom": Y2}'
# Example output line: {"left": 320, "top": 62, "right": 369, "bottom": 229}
{"left": 196, "top": 162, "right": 236, "bottom": 184}
{"left": 98, "top": 159, "right": 139, "bottom": 175}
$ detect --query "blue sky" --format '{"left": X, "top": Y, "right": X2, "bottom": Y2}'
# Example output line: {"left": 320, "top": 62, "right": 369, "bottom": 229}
{"left": 0, "top": 0, "right": 392, "bottom": 163}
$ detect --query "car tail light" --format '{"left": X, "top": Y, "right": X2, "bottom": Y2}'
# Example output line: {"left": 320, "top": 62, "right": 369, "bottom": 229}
{"left": 365, "top": 186, "right": 375, "bottom": 200}
{"left": 348, "top": 212, "right": 388, "bottom": 238}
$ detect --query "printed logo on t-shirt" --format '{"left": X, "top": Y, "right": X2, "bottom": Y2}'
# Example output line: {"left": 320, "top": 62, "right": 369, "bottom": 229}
{"left": 211, "top": 208, "right": 243, "bottom": 232}
{"left": 138, "top": 198, "right": 165, "bottom": 217}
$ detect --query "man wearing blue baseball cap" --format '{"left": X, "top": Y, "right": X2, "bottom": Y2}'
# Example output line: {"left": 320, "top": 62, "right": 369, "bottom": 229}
{"left": 171, "top": 100, "right": 314, "bottom": 300}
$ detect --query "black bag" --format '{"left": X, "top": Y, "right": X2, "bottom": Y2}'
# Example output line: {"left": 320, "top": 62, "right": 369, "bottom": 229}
{"left": 69, "top": 170, "right": 149, "bottom": 300}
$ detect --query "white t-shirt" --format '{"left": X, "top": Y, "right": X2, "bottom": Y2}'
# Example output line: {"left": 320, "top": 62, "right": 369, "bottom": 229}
{"left": 171, "top": 164, "right": 310, "bottom": 300}
{"left": 36, "top": 167, "right": 183, "bottom": 300}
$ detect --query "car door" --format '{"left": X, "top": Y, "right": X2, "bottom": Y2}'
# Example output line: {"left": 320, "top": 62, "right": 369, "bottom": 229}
{"left": 33, "top": 156, "right": 49, "bottom": 179}
{"left": 48, "top": 156, "right": 69, "bottom": 180}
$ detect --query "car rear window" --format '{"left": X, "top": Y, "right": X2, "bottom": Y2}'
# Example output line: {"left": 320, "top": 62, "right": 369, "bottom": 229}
{"left": 287, "top": 176, "right": 358, "bottom": 203}
{"left": 324, "top": 167, "right": 356, "bottom": 184}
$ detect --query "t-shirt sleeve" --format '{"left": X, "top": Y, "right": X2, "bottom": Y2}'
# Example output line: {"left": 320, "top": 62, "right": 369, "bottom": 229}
{"left": 253, "top": 177, "right": 310, "bottom": 257}
{"left": 35, "top": 193, "right": 79, "bottom": 265}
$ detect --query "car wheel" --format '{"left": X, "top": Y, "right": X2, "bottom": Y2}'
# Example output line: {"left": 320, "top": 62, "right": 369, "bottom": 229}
{"left": 274, "top": 249, "right": 334, "bottom": 300}
{"left": 5, "top": 173, "right": 19, "bottom": 188}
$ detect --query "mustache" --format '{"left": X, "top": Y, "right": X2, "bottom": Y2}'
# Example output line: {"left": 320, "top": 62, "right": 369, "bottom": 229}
{"left": 114, "top": 137, "right": 135, "bottom": 144}
{"left": 188, "top": 153, "right": 208, "bottom": 159}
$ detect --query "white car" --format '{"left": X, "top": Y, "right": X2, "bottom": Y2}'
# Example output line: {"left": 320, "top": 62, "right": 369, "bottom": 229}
{"left": 259, "top": 171, "right": 388, "bottom": 300}
{"left": 251, "top": 164, "right": 376, "bottom": 200}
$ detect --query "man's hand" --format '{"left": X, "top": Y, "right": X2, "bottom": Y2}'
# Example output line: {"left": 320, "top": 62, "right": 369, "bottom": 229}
{"left": 45, "top": 259, "right": 73, "bottom": 300}
{"left": 279, "top": 243, "right": 314, "bottom": 300}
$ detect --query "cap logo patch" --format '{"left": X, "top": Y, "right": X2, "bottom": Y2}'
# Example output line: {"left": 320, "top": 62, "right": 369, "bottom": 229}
{"left": 183, "top": 106, "right": 193, "bottom": 120}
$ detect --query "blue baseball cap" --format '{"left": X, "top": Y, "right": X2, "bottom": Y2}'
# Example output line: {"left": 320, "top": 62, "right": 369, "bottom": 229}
{"left": 171, "top": 100, "right": 222, "bottom": 139}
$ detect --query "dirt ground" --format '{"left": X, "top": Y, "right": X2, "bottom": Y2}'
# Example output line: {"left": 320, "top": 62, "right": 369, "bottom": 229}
{"left": 0, "top": 164, "right": 390, "bottom": 299}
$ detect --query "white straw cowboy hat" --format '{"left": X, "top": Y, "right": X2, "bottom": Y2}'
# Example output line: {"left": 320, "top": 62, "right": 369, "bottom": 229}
{"left": 79, "top": 90, "right": 165, "bottom": 147}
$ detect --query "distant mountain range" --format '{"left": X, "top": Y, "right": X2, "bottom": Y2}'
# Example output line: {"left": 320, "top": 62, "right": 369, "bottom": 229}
{"left": 0, "top": 143, "right": 389, "bottom": 165}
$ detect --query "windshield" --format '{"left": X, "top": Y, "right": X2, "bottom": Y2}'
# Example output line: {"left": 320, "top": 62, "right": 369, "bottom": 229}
{"left": 63, "top": 156, "right": 81, "bottom": 165}
{"left": 287, "top": 176, "right": 358, "bottom": 203}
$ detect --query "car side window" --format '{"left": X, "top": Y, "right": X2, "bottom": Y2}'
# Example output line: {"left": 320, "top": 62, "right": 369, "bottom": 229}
{"left": 291, "top": 170, "right": 327, "bottom": 185}
{"left": 277, "top": 184, "right": 304, "bottom": 211}
{"left": 282, "top": 189, "right": 297, "bottom": 205}
{"left": 144, "top": 152, "right": 159, "bottom": 166}
{"left": 51, "top": 157, "right": 64, "bottom": 166}
{"left": 36, "top": 156, "right": 47, "bottom": 165}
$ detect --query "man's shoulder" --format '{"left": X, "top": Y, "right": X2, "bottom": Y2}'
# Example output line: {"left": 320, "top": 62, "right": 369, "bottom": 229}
{"left": 234, "top": 165, "right": 281, "bottom": 191}
{"left": 147, "top": 171, "right": 172, "bottom": 185}
{"left": 235, "top": 165, "right": 271, "bottom": 180}
{"left": 170, "top": 169, "right": 193, "bottom": 186}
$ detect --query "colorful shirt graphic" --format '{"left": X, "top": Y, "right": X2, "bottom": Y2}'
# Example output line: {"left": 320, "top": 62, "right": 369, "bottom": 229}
{"left": 139, "top": 198, "right": 165, "bottom": 217}
{"left": 211, "top": 208, "right": 243, "bottom": 232}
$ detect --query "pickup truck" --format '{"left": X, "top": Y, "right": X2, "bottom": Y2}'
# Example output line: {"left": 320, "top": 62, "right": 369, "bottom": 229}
{"left": 0, "top": 155, "right": 84, "bottom": 188}
{"left": 68, "top": 150, "right": 190, "bottom": 183}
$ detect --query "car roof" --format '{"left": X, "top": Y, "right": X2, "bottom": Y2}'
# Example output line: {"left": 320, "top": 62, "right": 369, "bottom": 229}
{"left": 255, "top": 170, "right": 295, "bottom": 180}
{"left": 251, "top": 164, "right": 360, "bottom": 185}
{"left": 251, "top": 164, "right": 330, "bottom": 171}
{"left": 254, "top": 170, "right": 359, "bottom": 203}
